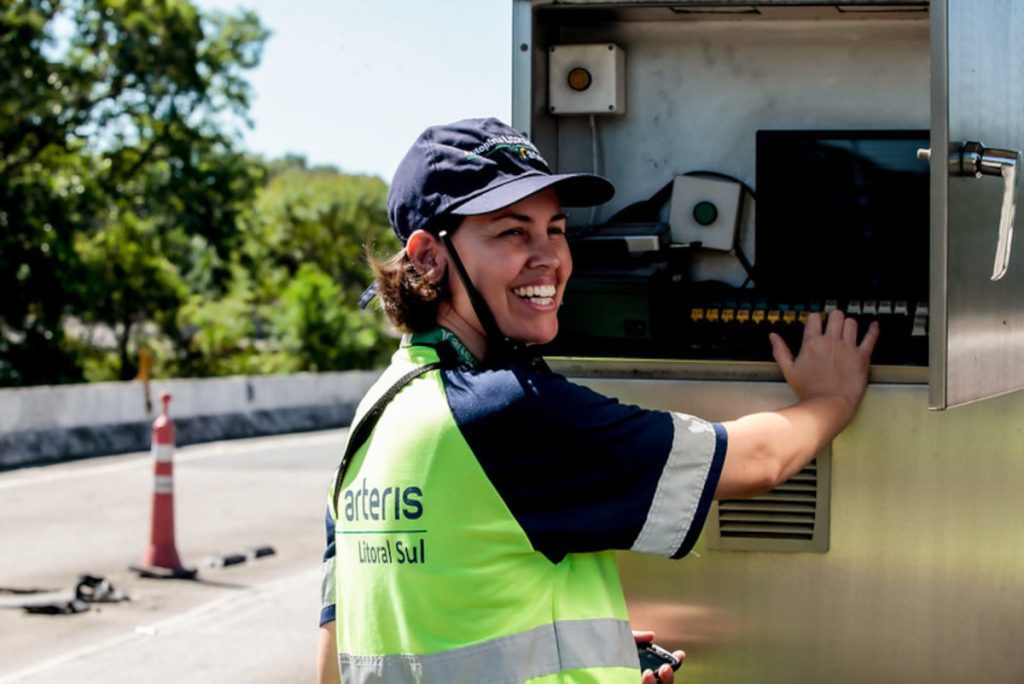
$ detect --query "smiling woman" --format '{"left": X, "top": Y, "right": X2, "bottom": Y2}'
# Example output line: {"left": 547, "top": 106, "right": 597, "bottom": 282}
{"left": 317, "top": 117, "right": 877, "bottom": 684}
{"left": 366, "top": 118, "right": 612, "bottom": 369}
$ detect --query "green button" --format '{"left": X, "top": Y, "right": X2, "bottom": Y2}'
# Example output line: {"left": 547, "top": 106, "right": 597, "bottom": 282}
{"left": 693, "top": 201, "right": 718, "bottom": 226}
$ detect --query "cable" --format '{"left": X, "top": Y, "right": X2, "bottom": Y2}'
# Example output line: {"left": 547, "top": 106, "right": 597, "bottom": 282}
{"left": 682, "top": 170, "right": 756, "bottom": 199}
{"left": 588, "top": 114, "right": 599, "bottom": 226}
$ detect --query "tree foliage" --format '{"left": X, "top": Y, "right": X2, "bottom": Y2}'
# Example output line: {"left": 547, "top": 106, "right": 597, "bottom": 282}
{"left": 1, "top": 0, "right": 269, "bottom": 384}
{"left": 2, "top": 1, "right": 399, "bottom": 386}
{"left": 175, "top": 162, "right": 400, "bottom": 377}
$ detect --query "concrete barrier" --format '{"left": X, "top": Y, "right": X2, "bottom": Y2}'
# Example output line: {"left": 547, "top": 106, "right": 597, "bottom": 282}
{"left": 0, "top": 371, "right": 382, "bottom": 469}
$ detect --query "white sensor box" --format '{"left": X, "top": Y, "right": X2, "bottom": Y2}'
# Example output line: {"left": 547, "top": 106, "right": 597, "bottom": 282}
{"left": 668, "top": 175, "right": 744, "bottom": 251}
{"left": 548, "top": 44, "right": 626, "bottom": 116}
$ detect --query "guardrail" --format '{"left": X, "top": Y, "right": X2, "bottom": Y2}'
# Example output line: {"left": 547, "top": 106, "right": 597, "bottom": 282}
{"left": 0, "top": 371, "right": 381, "bottom": 469}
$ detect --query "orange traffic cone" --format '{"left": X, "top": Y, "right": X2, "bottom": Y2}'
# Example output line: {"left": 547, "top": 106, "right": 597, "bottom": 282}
{"left": 131, "top": 392, "right": 196, "bottom": 579}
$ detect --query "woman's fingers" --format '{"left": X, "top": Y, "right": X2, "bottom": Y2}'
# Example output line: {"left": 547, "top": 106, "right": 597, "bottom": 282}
{"left": 841, "top": 315, "right": 858, "bottom": 344}
{"left": 825, "top": 309, "right": 845, "bottom": 338}
{"left": 632, "top": 630, "right": 655, "bottom": 644}
{"left": 859, "top": 320, "right": 881, "bottom": 355}
{"left": 769, "top": 332, "right": 795, "bottom": 375}
{"left": 803, "top": 311, "right": 823, "bottom": 344}
{"left": 815, "top": 310, "right": 879, "bottom": 352}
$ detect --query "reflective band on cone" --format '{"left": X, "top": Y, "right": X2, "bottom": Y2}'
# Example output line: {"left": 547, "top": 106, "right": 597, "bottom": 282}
{"left": 134, "top": 391, "right": 195, "bottom": 579}
{"left": 153, "top": 444, "right": 174, "bottom": 463}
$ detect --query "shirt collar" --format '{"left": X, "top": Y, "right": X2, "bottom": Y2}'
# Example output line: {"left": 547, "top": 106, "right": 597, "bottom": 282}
{"left": 404, "top": 327, "right": 481, "bottom": 369}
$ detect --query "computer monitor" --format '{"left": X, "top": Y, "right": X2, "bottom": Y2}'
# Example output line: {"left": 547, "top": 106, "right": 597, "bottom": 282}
{"left": 755, "top": 130, "right": 930, "bottom": 304}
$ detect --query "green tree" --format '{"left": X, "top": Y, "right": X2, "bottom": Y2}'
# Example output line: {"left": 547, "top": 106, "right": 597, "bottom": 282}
{"left": 254, "top": 164, "right": 399, "bottom": 371}
{"left": 247, "top": 163, "right": 393, "bottom": 290}
{"left": 0, "top": 0, "right": 267, "bottom": 385}
{"left": 178, "top": 162, "right": 399, "bottom": 374}
{"left": 173, "top": 262, "right": 282, "bottom": 377}
{"left": 74, "top": 212, "right": 188, "bottom": 379}
{"left": 271, "top": 263, "right": 385, "bottom": 372}
{"left": 1, "top": 3, "right": 101, "bottom": 384}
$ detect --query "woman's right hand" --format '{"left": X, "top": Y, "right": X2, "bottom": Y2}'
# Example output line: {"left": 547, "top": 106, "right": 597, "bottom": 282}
{"left": 717, "top": 309, "right": 880, "bottom": 500}
{"left": 769, "top": 309, "right": 878, "bottom": 416}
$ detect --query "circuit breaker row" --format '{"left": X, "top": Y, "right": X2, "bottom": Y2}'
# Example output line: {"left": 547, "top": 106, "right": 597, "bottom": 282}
{"left": 683, "top": 298, "right": 929, "bottom": 365}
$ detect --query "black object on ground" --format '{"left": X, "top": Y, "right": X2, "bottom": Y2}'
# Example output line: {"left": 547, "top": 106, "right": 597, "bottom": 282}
{"left": 130, "top": 564, "right": 199, "bottom": 580}
{"left": 1, "top": 575, "right": 130, "bottom": 615}
{"left": 75, "top": 574, "right": 130, "bottom": 603}
{"left": 204, "top": 544, "right": 277, "bottom": 568}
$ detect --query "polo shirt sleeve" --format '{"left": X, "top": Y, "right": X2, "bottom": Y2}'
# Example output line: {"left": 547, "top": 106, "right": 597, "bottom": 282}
{"left": 442, "top": 367, "right": 727, "bottom": 564}
{"left": 319, "top": 504, "right": 337, "bottom": 627}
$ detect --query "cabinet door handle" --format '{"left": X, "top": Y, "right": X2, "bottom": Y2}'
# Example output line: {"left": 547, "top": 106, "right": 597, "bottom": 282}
{"left": 955, "top": 141, "right": 1022, "bottom": 281}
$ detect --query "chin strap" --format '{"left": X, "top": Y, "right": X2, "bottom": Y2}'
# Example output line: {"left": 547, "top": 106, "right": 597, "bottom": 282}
{"left": 438, "top": 229, "right": 548, "bottom": 372}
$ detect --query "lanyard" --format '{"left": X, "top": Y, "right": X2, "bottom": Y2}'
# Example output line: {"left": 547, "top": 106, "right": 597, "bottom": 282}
{"left": 330, "top": 362, "right": 442, "bottom": 517}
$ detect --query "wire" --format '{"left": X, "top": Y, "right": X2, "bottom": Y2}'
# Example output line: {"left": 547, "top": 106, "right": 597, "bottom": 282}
{"left": 683, "top": 170, "right": 756, "bottom": 199}
{"left": 589, "top": 114, "right": 599, "bottom": 226}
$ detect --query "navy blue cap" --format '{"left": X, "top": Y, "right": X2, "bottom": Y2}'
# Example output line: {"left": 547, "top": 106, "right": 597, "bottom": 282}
{"left": 386, "top": 118, "right": 614, "bottom": 242}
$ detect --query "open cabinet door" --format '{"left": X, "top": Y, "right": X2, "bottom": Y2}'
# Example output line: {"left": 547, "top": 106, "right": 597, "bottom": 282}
{"left": 930, "top": 0, "right": 1024, "bottom": 409}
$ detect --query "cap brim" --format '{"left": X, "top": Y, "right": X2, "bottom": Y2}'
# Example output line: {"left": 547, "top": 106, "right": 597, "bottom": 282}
{"left": 449, "top": 173, "right": 614, "bottom": 217}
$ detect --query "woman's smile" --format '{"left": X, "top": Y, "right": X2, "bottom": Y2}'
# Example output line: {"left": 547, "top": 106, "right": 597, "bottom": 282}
{"left": 511, "top": 282, "right": 558, "bottom": 308}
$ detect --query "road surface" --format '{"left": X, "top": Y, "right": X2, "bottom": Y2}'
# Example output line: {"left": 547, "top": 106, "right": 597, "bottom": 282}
{"left": 0, "top": 428, "right": 347, "bottom": 683}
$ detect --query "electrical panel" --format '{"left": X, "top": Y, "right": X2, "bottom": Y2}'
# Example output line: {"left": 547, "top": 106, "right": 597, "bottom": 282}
{"left": 551, "top": 130, "right": 931, "bottom": 367}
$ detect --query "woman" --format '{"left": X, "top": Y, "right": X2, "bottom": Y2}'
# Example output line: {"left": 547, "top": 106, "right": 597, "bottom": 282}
{"left": 318, "top": 118, "right": 878, "bottom": 684}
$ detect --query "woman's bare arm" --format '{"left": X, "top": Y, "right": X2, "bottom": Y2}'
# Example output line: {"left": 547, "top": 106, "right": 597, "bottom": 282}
{"left": 317, "top": 622, "right": 340, "bottom": 684}
{"left": 717, "top": 310, "right": 878, "bottom": 499}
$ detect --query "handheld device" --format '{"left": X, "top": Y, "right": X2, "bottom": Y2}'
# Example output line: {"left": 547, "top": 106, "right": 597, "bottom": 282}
{"left": 637, "top": 642, "right": 682, "bottom": 676}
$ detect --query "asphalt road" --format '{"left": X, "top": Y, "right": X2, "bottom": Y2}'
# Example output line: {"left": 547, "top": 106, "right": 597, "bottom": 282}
{"left": 0, "top": 428, "right": 348, "bottom": 684}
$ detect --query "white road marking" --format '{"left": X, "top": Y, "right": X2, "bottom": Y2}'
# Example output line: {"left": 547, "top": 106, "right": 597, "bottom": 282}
{"left": 0, "top": 429, "right": 348, "bottom": 492}
{"left": 0, "top": 566, "right": 320, "bottom": 683}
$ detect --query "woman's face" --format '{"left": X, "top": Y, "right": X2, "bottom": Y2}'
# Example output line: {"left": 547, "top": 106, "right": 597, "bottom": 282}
{"left": 445, "top": 187, "right": 571, "bottom": 347}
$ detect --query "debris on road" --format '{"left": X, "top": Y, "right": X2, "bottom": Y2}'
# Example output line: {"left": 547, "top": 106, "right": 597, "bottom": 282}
{"left": 75, "top": 574, "right": 130, "bottom": 603}
{"left": 203, "top": 545, "right": 276, "bottom": 568}
{"left": 0, "top": 575, "right": 129, "bottom": 615}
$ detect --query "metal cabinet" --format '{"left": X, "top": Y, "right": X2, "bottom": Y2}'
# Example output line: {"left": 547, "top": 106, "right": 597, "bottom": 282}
{"left": 513, "top": 1, "right": 1024, "bottom": 681}
{"left": 513, "top": 0, "right": 1024, "bottom": 410}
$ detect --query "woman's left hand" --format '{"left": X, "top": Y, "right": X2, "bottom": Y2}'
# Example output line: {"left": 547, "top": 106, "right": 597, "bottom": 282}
{"left": 633, "top": 630, "right": 685, "bottom": 683}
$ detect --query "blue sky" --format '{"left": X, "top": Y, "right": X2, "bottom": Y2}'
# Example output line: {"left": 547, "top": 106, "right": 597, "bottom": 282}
{"left": 195, "top": 0, "right": 513, "bottom": 181}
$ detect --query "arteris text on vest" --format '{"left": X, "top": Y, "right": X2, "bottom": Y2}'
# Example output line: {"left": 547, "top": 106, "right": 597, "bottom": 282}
{"left": 342, "top": 478, "right": 423, "bottom": 522}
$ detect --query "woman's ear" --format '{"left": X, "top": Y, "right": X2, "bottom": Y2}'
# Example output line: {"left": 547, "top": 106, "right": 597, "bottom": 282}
{"left": 406, "top": 230, "right": 447, "bottom": 284}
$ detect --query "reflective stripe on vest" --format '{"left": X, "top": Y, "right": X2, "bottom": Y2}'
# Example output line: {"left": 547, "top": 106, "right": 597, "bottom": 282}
{"left": 338, "top": 618, "right": 637, "bottom": 684}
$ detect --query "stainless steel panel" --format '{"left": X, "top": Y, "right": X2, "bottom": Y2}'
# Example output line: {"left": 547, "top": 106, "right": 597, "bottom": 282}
{"left": 538, "top": 0, "right": 929, "bottom": 12}
{"left": 544, "top": 0, "right": 924, "bottom": 4}
{"left": 512, "top": 0, "right": 533, "bottom": 134}
{"left": 931, "top": 0, "right": 1024, "bottom": 408}
{"left": 572, "top": 376, "right": 1024, "bottom": 682}
{"left": 547, "top": 356, "right": 928, "bottom": 384}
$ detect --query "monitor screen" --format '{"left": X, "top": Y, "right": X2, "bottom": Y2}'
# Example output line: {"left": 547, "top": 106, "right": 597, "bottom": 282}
{"left": 755, "top": 130, "right": 930, "bottom": 303}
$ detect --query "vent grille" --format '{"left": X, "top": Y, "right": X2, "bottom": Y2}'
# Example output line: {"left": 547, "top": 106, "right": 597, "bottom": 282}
{"left": 706, "top": 446, "right": 831, "bottom": 553}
